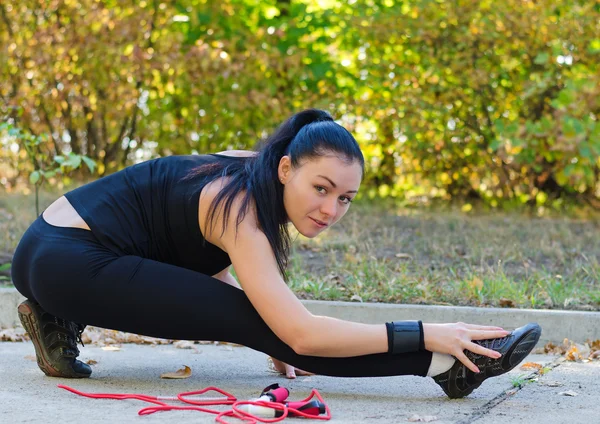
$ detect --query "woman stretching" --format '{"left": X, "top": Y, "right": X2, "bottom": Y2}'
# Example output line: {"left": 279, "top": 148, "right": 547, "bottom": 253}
{"left": 11, "top": 109, "right": 541, "bottom": 399}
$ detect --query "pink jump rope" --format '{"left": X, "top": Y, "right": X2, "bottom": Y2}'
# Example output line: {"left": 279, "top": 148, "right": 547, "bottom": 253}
{"left": 58, "top": 382, "right": 331, "bottom": 423}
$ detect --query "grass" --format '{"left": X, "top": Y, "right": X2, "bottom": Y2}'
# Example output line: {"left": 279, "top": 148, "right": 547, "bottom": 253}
{"left": 1, "top": 189, "right": 599, "bottom": 311}
{"left": 287, "top": 202, "right": 600, "bottom": 311}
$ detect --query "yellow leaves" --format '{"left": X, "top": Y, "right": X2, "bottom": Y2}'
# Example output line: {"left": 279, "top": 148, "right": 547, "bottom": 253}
{"left": 264, "top": 6, "right": 280, "bottom": 19}
{"left": 165, "top": 81, "right": 175, "bottom": 94}
{"left": 161, "top": 365, "right": 192, "bottom": 379}
{"left": 378, "top": 184, "right": 391, "bottom": 197}
{"left": 468, "top": 275, "right": 482, "bottom": 290}
{"left": 123, "top": 44, "right": 134, "bottom": 56}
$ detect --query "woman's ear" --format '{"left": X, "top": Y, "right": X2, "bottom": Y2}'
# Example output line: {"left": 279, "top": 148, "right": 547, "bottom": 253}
{"left": 278, "top": 155, "right": 292, "bottom": 184}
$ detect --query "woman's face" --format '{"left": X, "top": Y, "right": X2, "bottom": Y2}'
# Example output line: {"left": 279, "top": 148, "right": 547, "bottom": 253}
{"left": 278, "top": 153, "right": 362, "bottom": 238}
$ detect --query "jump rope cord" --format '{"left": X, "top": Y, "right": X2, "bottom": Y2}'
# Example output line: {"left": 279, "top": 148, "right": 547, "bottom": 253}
{"left": 57, "top": 384, "right": 332, "bottom": 423}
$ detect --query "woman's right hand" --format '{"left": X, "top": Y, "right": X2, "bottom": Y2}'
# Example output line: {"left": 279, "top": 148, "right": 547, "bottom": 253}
{"left": 422, "top": 322, "right": 511, "bottom": 373}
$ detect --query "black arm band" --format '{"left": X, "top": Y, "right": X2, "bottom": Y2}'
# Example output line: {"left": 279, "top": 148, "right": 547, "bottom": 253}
{"left": 385, "top": 320, "right": 424, "bottom": 354}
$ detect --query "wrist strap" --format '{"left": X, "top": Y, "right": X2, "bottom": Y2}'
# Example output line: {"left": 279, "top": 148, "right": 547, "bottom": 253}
{"left": 385, "top": 320, "right": 424, "bottom": 354}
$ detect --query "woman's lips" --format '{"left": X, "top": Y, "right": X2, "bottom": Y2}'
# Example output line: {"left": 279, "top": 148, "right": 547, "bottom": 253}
{"left": 309, "top": 217, "right": 328, "bottom": 228}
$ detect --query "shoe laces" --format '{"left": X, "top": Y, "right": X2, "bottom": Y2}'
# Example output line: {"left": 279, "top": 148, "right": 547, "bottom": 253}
{"left": 46, "top": 316, "right": 86, "bottom": 357}
{"left": 477, "top": 333, "right": 512, "bottom": 351}
{"left": 74, "top": 323, "right": 86, "bottom": 347}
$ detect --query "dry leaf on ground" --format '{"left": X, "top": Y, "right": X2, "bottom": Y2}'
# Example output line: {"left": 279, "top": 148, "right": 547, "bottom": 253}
{"left": 101, "top": 346, "right": 121, "bottom": 351}
{"left": 541, "top": 339, "right": 600, "bottom": 362}
{"left": 408, "top": 414, "right": 438, "bottom": 422}
{"left": 520, "top": 362, "right": 542, "bottom": 371}
{"left": 86, "top": 359, "right": 98, "bottom": 365}
{"left": 173, "top": 340, "right": 196, "bottom": 349}
{"left": 499, "top": 298, "right": 515, "bottom": 308}
{"left": 539, "top": 380, "right": 563, "bottom": 387}
{"left": 558, "top": 391, "right": 578, "bottom": 397}
{"left": 350, "top": 294, "right": 363, "bottom": 302}
{"left": 0, "top": 328, "right": 28, "bottom": 342}
{"left": 161, "top": 365, "right": 192, "bottom": 379}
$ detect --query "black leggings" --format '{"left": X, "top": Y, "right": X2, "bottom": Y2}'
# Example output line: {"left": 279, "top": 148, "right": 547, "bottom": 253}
{"left": 11, "top": 216, "right": 432, "bottom": 378}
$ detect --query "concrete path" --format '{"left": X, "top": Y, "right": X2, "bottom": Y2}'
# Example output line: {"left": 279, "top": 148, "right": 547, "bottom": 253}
{"left": 1, "top": 342, "right": 597, "bottom": 423}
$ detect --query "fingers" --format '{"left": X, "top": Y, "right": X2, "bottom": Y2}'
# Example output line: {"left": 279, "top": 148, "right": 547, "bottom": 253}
{"left": 455, "top": 350, "right": 480, "bottom": 374}
{"left": 465, "top": 341, "right": 502, "bottom": 359}
{"left": 463, "top": 324, "right": 508, "bottom": 331}
{"left": 469, "top": 329, "right": 511, "bottom": 340}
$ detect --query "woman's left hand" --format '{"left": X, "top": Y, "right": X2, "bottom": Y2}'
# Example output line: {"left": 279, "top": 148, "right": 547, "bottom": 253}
{"left": 270, "top": 357, "right": 315, "bottom": 379}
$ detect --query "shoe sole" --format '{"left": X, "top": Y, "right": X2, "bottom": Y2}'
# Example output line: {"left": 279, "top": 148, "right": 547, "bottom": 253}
{"left": 18, "top": 301, "right": 64, "bottom": 377}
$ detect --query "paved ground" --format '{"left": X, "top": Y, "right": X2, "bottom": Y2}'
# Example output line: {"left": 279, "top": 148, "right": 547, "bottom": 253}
{"left": 1, "top": 342, "right": 597, "bottom": 423}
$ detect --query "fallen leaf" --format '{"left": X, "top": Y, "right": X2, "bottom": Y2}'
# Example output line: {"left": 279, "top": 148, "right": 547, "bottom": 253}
{"left": 350, "top": 294, "right": 363, "bottom": 302}
{"left": 558, "top": 390, "right": 578, "bottom": 397}
{"left": 408, "top": 414, "right": 438, "bottom": 422}
{"left": 520, "top": 362, "right": 542, "bottom": 371}
{"left": 566, "top": 345, "right": 581, "bottom": 362}
{"left": 86, "top": 359, "right": 98, "bottom": 365}
{"left": 101, "top": 346, "right": 121, "bottom": 351}
{"left": 173, "top": 340, "right": 196, "bottom": 349}
{"left": 539, "top": 380, "right": 563, "bottom": 387}
{"left": 161, "top": 365, "right": 192, "bottom": 379}
{"left": 499, "top": 298, "right": 516, "bottom": 308}
{"left": 0, "top": 328, "right": 28, "bottom": 342}
{"left": 395, "top": 253, "right": 413, "bottom": 259}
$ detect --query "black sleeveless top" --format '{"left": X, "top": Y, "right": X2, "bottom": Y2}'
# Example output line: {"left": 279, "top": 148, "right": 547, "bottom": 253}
{"left": 64, "top": 154, "right": 235, "bottom": 276}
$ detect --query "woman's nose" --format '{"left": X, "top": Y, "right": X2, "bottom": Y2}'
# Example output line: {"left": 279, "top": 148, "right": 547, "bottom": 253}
{"left": 320, "top": 197, "right": 337, "bottom": 218}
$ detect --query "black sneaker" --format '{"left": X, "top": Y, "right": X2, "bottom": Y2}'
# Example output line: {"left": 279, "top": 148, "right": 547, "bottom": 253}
{"left": 18, "top": 300, "right": 92, "bottom": 378}
{"left": 433, "top": 322, "right": 541, "bottom": 399}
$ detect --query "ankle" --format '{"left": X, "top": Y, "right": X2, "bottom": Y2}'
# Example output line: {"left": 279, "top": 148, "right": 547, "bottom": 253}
{"left": 427, "top": 352, "right": 456, "bottom": 377}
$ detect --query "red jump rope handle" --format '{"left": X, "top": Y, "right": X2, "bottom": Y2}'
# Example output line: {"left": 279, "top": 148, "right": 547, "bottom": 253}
{"left": 260, "top": 384, "right": 290, "bottom": 403}
{"left": 286, "top": 400, "right": 326, "bottom": 417}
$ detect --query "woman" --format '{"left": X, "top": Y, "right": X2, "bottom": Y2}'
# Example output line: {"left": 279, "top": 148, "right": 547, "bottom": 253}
{"left": 11, "top": 109, "right": 541, "bottom": 399}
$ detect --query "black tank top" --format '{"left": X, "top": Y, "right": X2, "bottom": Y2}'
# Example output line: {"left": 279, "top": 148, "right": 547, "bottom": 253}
{"left": 64, "top": 154, "right": 235, "bottom": 276}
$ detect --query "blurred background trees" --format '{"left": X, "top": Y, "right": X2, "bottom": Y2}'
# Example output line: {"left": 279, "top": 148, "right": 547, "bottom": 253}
{"left": 1, "top": 0, "right": 598, "bottom": 208}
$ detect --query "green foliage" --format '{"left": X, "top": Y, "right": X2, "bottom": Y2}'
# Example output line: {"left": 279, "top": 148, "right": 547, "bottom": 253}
{"left": 0, "top": 122, "right": 96, "bottom": 214}
{"left": 0, "top": 0, "right": 598, "bottom": 206}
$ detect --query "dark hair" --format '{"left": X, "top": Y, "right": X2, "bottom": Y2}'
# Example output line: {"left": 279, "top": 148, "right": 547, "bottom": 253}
{"left": 186, "top": 109, "right": 364, "bottom": 279}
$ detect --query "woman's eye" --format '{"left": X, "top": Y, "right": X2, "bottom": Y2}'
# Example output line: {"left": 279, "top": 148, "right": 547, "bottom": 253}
{"left": 339, "top": 196, "right": 353, "bottom": 205}
{"left": 315, "top": 186, "right": 326, "bottom": 194}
